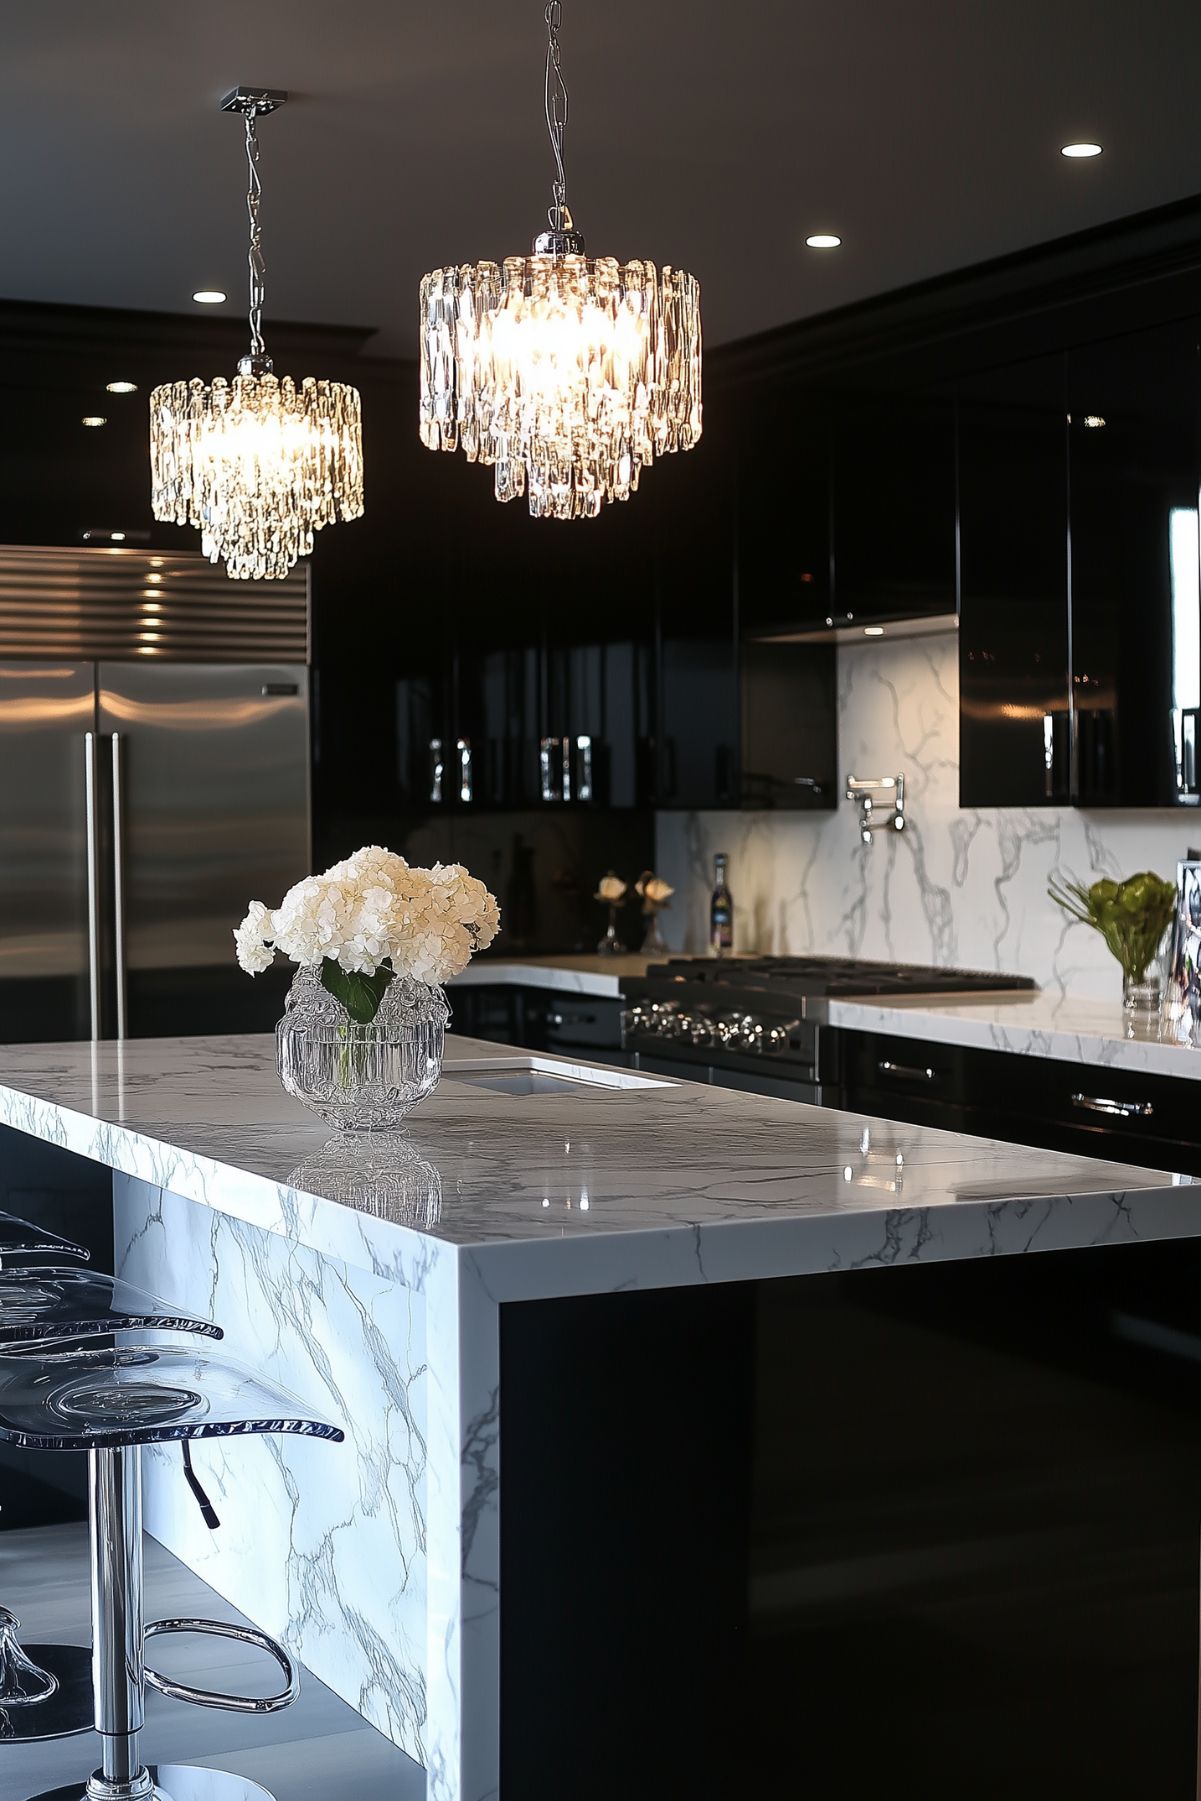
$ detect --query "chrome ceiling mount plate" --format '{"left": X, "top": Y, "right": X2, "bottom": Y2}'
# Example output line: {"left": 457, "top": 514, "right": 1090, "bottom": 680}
{"left": 219, "top": 86, "right": 288, "bottom": 115}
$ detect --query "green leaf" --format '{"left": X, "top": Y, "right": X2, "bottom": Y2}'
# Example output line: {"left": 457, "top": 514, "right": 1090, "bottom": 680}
{"left": 320, "top": 958, "right": 394, "bottom": 1024}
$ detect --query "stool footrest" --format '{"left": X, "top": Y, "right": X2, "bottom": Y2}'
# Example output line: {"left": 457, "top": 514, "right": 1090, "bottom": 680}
{"left": 143, "top": 1617, "right": 299, "bottom": 1715}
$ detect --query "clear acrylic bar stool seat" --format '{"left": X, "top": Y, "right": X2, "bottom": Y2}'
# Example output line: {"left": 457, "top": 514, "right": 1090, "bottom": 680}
{"left": 0, "top": 1343, "right": 343, "bottom": 1801}
{"left": 0, "top": 1269, "right": 223, "bottom": 1745}
{"left": 0, "top": 1210, "right": 88, "bottom": 1269}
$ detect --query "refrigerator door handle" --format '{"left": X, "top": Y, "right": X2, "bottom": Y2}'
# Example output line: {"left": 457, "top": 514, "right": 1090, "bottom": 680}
{"left": 84, "top": 732, "right": 102, "bottom": 1042}
{"left": 110, "top": 731, "right": 128, "bottom": 1040}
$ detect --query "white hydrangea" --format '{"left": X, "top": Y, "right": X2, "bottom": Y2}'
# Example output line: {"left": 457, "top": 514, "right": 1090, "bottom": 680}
{"left": 233, "top": 900, "right": 276, "bottom": 974}
{"left": 233, "top": 846, "right": 501, "bottom": 988}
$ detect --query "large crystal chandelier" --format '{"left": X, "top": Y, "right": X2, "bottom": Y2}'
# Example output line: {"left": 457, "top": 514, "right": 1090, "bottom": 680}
{"left": 419, "top": 3, "right": 702, "bottom": 520}
{"left": 151, "top": 89, "right": 364, "bottom": 580}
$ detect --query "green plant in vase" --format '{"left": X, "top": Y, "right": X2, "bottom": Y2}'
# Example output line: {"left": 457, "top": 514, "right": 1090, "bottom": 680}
{"left": 1048, "top": 870, "right": 1176, "bottom": 1012}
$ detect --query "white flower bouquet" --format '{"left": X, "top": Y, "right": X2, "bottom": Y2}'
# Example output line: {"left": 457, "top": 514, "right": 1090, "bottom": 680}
{"left": 235, "top": 844, "right": 501, "bottom": 1024}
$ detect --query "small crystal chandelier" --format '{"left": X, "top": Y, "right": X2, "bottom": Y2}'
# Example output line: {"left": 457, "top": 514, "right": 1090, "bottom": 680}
{"left": 151, "top": 88, "right": 364, "bottom": 580}
{"left": 419, "top": 3, "right": 702, "bottom": 520}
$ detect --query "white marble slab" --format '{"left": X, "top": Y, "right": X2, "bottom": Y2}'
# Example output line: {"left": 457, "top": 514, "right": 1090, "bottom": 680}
{"left": 449, "top": 953, "right": 649, "bottom": 999}
{"left": 0, "top": 1033, "right": 1194, "bottom": 1292}
{"left": 821, "top": 990, "right": 1201, "bottom": 1080}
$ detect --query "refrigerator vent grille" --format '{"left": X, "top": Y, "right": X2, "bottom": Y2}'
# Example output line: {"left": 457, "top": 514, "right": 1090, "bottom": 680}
{"left": 0, "top": 546, "right": 309, "bottom": 662}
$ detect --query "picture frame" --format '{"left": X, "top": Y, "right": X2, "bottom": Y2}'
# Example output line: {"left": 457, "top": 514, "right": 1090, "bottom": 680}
{"left": 1163, "top": 858, "right": 1201, "bottom": 1043}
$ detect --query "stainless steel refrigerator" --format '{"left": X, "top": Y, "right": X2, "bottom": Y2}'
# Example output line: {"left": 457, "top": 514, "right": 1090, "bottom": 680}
{"left": 0, "top": 546, "right": 311, "bottom": 1042}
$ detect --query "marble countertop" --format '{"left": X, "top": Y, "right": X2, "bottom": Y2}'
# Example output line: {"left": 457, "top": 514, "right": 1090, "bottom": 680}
{"left": 0, "top": 1032, "right": 1196, "bottom": 1303}
{"left": 823, "top": 990, "right": 1201, "bottom": 1080}
{"left": 450, "top": 953, "right": 651, "bottom": 997}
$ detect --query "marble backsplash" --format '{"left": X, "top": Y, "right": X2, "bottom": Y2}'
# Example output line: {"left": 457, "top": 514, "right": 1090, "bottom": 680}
{"left": 655, "top": 632, "right": 1195, "bottom": 999}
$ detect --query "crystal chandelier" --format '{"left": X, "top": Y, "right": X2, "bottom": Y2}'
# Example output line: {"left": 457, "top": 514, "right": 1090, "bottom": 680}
{"left": 151, "top": 88, "right": 364, "bottom": 580}
{"left": 419, "top": 3, "right": 702, "bottom": 520}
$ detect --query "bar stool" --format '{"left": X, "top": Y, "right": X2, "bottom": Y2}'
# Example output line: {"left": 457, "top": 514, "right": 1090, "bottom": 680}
{"left": 0, "top": 1341, "right": 343, "bottom": 1801}
{"left": 0, "top": 1269, "right": 224, "bottom": 1746}
{"left": 0, "top": 1211, "right": 88, "bottom": 1270}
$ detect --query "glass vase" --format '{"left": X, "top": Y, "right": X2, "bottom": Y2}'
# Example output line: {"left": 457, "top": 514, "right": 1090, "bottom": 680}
{"left": 1122, "top": 969, "right": 1163, "bottom": 1017}
{"left": 276, "top": 967, "right": 449, "bottom": 1130}
{"left": 596, "top": 907, "right": 626, "bottom": 955}
{"left": 641, "top": 912, "right": 668, "bottom": 956}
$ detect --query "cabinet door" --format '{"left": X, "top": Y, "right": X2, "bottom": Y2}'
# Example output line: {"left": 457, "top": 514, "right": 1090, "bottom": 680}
{"left": 738, "top": 396, "right": 831, "bottom": 634}
{"left": 655, "top": 452, "right": 740, "bottom": 809}
{"left": 832, "top": 395, "right": 956, "bottom": 623}
{"left": 957, "top": 354, "right": 1070, "bottom": 806}
{"left": 1069, "top": 320, "right": 1201, "bottom": 806}
{"left": 395, "top": 621, "right": 450, "bottom": 811}
{"left": 454, "top": 617, "right": 538, "bottom": 809}
{"left": 540, "top": 508, "right": 653, "bottom": 809}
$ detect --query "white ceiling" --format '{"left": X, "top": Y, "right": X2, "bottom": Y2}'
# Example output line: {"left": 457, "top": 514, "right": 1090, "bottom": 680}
{"left": 4, "top": 0, "right": 1201, "bottom": 358}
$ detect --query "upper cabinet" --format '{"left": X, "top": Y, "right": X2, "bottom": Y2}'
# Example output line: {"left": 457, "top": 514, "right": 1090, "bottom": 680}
{"left": 957, "top": 353, "right": 1070, "bottom": 806}
{"left": 1067, "top": 320, "right": 1201, "bottom": 806}
{"left": 957, "top": 320, "right": 1201, "bottom": 810}
{"left": 830, "top": 395, "right": 957, "bottom": 627}
{"left": 737, "top": 396, "right": 831, "bottom": 635}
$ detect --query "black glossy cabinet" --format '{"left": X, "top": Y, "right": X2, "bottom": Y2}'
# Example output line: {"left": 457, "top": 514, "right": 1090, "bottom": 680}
{"left": 654, "top": 448, "right": 741, "bottom": 808}
{"left": 540, "top": 516, "right": 653, "bottom": 810}
{"left": 737, "top": 397, "right": 831, "bottom": 635}
{"left": 1068, "top": 320, "right": 1201, "bottom": 806}
{"left": 957, "top": 354, "right": 1070, "bottom": 806}
{"left": 958, "top": 321, "right": 1201, "bottom": 809}
{"left": 831, "top": 394, "right": 956, "bottom": 625}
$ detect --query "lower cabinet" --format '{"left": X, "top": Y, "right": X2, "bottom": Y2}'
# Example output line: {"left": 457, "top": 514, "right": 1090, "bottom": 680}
{"left": 842, "top": 1029, "right": 1201, "bottom": 1174}
{"left": 449, "top": 984, "right": 626, "bottom": 1060}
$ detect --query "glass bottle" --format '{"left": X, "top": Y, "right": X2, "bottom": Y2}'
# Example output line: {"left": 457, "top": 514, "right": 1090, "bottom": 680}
{"left": 710, "top": 853, "right": 734, "bottom": 957}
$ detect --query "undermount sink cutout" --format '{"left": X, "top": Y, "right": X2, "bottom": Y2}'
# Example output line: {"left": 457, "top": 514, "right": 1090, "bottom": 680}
{"left": 445, "top": 1058, "right": 669, "bottom": 1097}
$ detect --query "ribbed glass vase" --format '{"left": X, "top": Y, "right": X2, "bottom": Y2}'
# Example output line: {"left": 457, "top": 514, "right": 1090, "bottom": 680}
{"left": 276, "top": 967, "right": 449, "bottom": 1130}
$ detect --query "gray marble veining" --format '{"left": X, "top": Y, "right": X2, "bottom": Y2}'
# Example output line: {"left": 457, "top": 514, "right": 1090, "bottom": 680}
{"left": 655, "top": 630, "right": 1197, "bottom": 1000}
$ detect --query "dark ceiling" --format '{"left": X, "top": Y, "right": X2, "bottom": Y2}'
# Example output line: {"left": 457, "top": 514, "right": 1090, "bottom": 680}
{"left": 4, "top": 0, "right": 1201, "bottom": 359}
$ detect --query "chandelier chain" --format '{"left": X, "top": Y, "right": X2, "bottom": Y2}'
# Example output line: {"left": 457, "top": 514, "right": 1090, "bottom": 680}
{"left": 544, "top": 0, "right": 569, "bottom": 231}
{"left": 245, "top": 109, "right": 266, "bottom": 357}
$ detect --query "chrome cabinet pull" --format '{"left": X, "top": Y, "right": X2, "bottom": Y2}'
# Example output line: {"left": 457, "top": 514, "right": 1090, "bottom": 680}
{"left": 84, "top": 733, "right": 101, "bottom": 1043}
{"left": 575, "top": 734, "right": 593, "bottom": 803}
{"left": 429, "top": 738, "right": 444, "bottom": 804}
{"left": 1070, "top": 1093, "right": 1154, "bottom": 1120}
{"left": 878, "top": 1058, "right": 936, "bottom": 1083}
{"left": 111, "top": 733, "right": 127, "bottom": 1041}
{"left": 540, "top": 737, "right": 572, "bottom": 801}
{"left": 540, "top": 737, "right": 559, "bottom": 801}
{"left": 456, "top": 737, "right": 472, "bottom": 803}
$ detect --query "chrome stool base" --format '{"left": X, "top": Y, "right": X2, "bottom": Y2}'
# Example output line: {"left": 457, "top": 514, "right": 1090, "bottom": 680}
{"left": 26, "top": 1763, "right": 278, "bottom": 1801}
{"left": 0, "top": 1642, "right": 92, "bottom": 1741}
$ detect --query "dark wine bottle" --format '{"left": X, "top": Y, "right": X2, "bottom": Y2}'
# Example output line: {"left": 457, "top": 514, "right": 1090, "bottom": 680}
{"left": 709, "top": 853, "right": 733, "bottom": 957}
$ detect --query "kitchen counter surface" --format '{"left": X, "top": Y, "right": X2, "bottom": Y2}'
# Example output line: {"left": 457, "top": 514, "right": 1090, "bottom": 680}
{"left": 0, "top": 1030, "right": 1195, "bottom": 1292}
{"left": 824, "top": 989, "right": 1201, "bottom": 1080}
{"left": 451, "top": 951, "right": 651, "bottom": 996}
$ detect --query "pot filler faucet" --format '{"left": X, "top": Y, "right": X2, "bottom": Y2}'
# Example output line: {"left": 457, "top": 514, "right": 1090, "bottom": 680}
{"left": 845, "top": 774, "right": 906, "bottom": 846}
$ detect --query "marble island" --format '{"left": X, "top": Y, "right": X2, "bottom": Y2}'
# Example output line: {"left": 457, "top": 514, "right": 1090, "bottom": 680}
{"left": 0, "top": 1032, "right": 1199, "bottom": 1799}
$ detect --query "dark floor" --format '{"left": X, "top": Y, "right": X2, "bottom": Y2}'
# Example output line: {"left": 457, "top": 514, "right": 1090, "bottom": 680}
{"left": 0, "top": 1522, "right": 426, "bottom": 1800}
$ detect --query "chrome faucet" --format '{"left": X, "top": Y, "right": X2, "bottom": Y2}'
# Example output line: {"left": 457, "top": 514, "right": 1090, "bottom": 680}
{"left": 845, "top": 773, "right": 906, "bottom": 846}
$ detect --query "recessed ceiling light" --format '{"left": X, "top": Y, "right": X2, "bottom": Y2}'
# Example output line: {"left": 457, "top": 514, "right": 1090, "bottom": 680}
{"left": 105, "top": 380, "right": 138, "bottom": 394}
{"left": 863, "top": 625, "right": 885, "bottom": 636}
{"left": 1083, "top": 414, "right": 1106, "bottom": 428}
{"left": 1061, "top": 142, "right": 1102, "bottom": 158}
{"left": 806, "top": 234, "right": 842, "bottom": 249}
{"left": 81, "top": 415, "right": 107, "bottom": 428}
{"left": 110, "top": 531, "right": 126, "bottom": 542}
{"left": 192, "top": 289, "right": 226, "bottom": 305}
